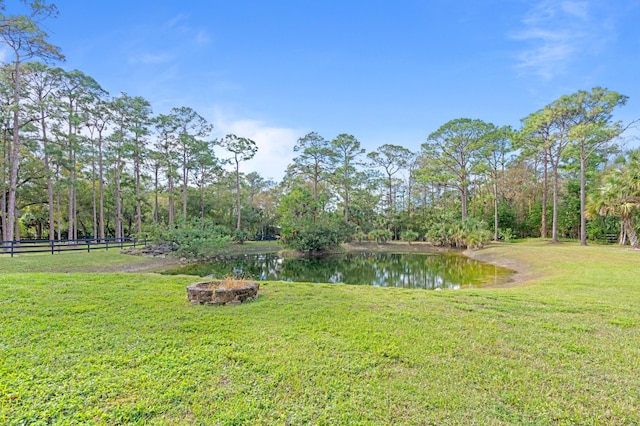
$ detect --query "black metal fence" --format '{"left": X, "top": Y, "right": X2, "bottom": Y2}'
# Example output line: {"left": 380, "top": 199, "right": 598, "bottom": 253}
{"left": 0, "top": 237, "right": 143, "bottom": 257}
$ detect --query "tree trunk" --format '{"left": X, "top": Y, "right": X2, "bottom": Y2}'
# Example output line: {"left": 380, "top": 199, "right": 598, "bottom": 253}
{"left": 551, "top": 162, "right": 559, "bottom": 244}
{"left": 114, "top": 149, "right": 122, "bottom": 239}
{"left": 623, "top": 216, "right": 639, "bottom": 248}
{"left": 98, "top": 132, "right": 105, "bottom": 241}
{"left": 235, "top": 157, "right": 241, "bottom": 230}
{"left": 92, "top": 150, "right": 97, "bottom": 239}
{"left": 154, "top": 163, "right": 159, "bottom": 223}
{"left": 541, "top": 151, "right": 548, "bottom": 238}
{"left": 56, "top": 169, "right": 61, "bottom": 240}
{"left": 618, "top": 224, "right": 626, "bottom": 246}
{"left": 387, "top": 172, "right": 393, "bottom": 230}
{"left": 41, "top": 111, "right": 55, "bottom": 241}
{"left": 135, "top": 150, "right": 142, "bottom": 235}
{"left": 461, "top": 183, "right": 468, "bottom": 220}
{"left": 182, "top": 147, "right": 188, "bottom": 221}
{"left": 7, "top": 54, "right": 22, "bottom": 244}
{"left": 1, "top": 136, "right": 7, "bottom": 241}
{"left": 14, "top": 205, "right": 20, "bottom": 242}
{"left": 313, "top": 162, "right": 319, "bottom": 224}
{"left": 67, "top": 111, "right": 76, "bottom": 241}
{"left": 579, "top": 149, "right": 588, "bottom": 246}
{"left": 167, "top": 144, "right": 174, "bottom": 226}
{"left": 344, "top": 185, "right": 350, "bottom": 223}
{"left": 493, "top": 180, "right": 499, "bottom": 241}
{"left": 200, "top": 179, "right": 205, "bottom": 224}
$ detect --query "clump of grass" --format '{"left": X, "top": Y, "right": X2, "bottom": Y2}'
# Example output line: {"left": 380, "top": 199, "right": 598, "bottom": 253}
{"left": 217, "top": 275, "right": 254, "bottom": 289}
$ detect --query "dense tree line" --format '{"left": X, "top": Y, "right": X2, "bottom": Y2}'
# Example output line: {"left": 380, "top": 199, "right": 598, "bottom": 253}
{"left": 1, "top": 1, "right": 638, "bottom": 253}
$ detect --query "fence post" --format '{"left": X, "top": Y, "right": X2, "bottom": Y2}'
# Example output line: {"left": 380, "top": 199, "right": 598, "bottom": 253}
{"left": 106, "top": 239, "right": 108, "bottom": 251}
{"left": 51, "top": 239, "right": 54, "bottom": 255}
{"left": 87, "top": 239, "right": 91, "bottom": 253}
{"left": 10, "top": 240, "right": 14, "bottom": 258}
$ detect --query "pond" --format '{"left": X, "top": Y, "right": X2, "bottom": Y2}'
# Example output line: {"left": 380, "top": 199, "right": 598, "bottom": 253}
{"left": 163, "top": 252, "right": 513, "bottom": 290}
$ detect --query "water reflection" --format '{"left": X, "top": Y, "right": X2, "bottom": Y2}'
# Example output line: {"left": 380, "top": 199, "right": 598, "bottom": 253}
{"left": 163, "top": 252, "right": 513, "bottom": 290}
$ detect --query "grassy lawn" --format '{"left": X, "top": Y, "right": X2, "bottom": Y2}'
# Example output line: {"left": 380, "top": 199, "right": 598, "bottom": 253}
{"left": 0, "top": 249, "right": 175, "bottom": 274}
{"left": 1, "top": 241, "right": 639, "bottom": 424}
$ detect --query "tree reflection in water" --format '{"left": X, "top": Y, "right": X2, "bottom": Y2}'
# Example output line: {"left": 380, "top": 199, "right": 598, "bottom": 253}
{"left": 165, "top": 252, "right": 513, "bottom": 290}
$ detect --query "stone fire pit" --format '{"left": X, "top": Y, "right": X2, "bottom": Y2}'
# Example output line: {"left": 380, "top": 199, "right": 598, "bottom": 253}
{"left": 186, "top": 281, "right": 259, "bottom": 306}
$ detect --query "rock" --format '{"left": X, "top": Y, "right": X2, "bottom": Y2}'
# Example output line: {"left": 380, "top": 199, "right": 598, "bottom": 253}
{"left": 186, "top": 281, "right": 259, "bottom": 306}
{"left": 121, "top": 242, "right": 179, "bottom": 258}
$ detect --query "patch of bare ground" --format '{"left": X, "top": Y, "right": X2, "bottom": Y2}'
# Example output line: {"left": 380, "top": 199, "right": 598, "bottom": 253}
{"left": 463, "top": 244, "right": 540, "bottom": 288}
{"left": 342, "top": 241, "right": 450, "bottom": 253}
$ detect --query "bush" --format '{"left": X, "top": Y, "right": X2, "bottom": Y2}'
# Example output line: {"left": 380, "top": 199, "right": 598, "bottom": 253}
{"left": 400, "top": 230, "right": 419, "bottom": 244}
{"left": 499, "top": 228, "right": 514, "bottom": 242}
{"left": 425, "top": 218, "right": 491, "bottom": 249}
{"left": 281, "top": 226, "right": 342, "bottom": 253}
{"left": 369, "top": 229, "right": 392, "bottom": 244}
{"left": 232, "top": 229, "right": 250, "bottom": 244}
{"left": 142, "top": 219, "right": 232, "bottom": 261}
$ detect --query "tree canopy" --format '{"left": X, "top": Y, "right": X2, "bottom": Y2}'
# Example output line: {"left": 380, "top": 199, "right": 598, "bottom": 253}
{"left": 0, "top": 2, "right": 637, "bottom": 253}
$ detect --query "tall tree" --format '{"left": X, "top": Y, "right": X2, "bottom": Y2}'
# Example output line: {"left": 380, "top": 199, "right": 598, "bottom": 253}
{"left": 520, "top": 106, "right": 572, "bottom": 243}
{"left": 0, "top": 0, "right": 64, "bottom": 242}
{"left": 153, "top": 113, "right": 179, "bottom": 225}
{"left": 171, "top": 106, "right": 212, "bottom": 222}
{"left": 55, "top": 69, "right": 103, "bottom": 240}
{"left": 191, "top": 139, "right": 222, "bottom": 223}
{"left": 292, "top": 132, "right": 331, "bottom": 200}
{"left": 290, "top": 132, "right": 332, "bottom": 223}
{"left": 147, "top": 149, "right": 163, "bottom": 224}
{"left": 423, "top": 118, "right": 492, "bottom": 220}
{"left": 478, "top": 125, "right": 512, "bottom": 241}
{"left": 22, "top": 61, "right": 62, "bottom": 241}
{"left": 587, "top": 150, "right": 640, "bottom": 248}
{"left": 367, "top": 143, "right": 412, "bottom": 228}
{"left": 518, "top": 111, "right": 554, "bottom": 239}
{"left": 84, "top": 99, "right": 111, "bottom": 240}
{"left": 220, "top": 134, "right": 257, "bottom": 230}
{"left": 329, "top": 133, "right": 365, "bottom": 223}
{"left": 561, "top": 87, "right": 628, "bottom": 246}
{"left": 113, "top": 93, "right": 152, "bottom": 235}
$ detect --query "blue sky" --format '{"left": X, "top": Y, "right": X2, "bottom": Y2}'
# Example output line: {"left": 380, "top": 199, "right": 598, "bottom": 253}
{"left": 8, "top": 0, "right": 640, "bottom": 180}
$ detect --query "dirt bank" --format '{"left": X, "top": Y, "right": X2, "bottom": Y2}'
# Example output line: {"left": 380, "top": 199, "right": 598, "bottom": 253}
{"left": 463, "top": 245, "right": 539, "bottom": 288}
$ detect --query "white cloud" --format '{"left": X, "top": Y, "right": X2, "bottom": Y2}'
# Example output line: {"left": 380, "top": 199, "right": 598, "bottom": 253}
{"left": 194, "top": 29, "right": 210, "bottom": 45}
{"left": 211, "top": 108, "right": 304, "bottom": 182}
{"left": 510, "top": 0, "right": 615, "bottom": 79}
{"left": 165, "top": 13, "right": 189, "bottom": 29}
{"left": 128, "top": 53, "right": 174, "bottom": 64}
{"left": 164, "top": 13, "right": 210, "bottom": 45}
{"left": 561, "top": 1, "right": 589, "bottom": 20}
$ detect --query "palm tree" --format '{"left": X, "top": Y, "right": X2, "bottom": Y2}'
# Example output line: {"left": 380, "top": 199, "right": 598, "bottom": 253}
{"left": 587, "top": 150, "right": 640, "bottom": 248}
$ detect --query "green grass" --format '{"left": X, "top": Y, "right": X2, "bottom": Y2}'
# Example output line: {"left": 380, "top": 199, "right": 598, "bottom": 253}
{"left": 1, "top": 241, "right": 639, "bottom": 424}
{"left": 0, "top": 249, "right": 170, "bottom": 273}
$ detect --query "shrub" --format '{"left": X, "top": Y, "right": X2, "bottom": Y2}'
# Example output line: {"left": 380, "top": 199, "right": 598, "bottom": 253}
{"left": 499, "top": 228, "right": 514, "bottom": 242}
{"left": 400, "top": 229, "right": 419, "bottom": 244}
{"left": 425, "top": 218, "right": 491, "bottom": 249}
{"left": 280, "top": 226, "right": 342, "bottom": 253}
{"left": 142, "top": 219, "right": 232, "bottom": 261}
{"left": 232, "top": 229, "right": 250, "bottom": 244}
{"left": 369, "top": 229, "right": 392, "bottom": 243}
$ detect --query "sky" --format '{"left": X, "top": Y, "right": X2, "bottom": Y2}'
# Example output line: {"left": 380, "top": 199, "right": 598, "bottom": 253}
{"left": 5, "top": 0, "right": 640, "bottom": 181}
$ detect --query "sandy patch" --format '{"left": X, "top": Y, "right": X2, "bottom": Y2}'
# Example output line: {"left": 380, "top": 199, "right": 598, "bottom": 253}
{"left": 463, "top": 245, "right": 540, "bottom": 288}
